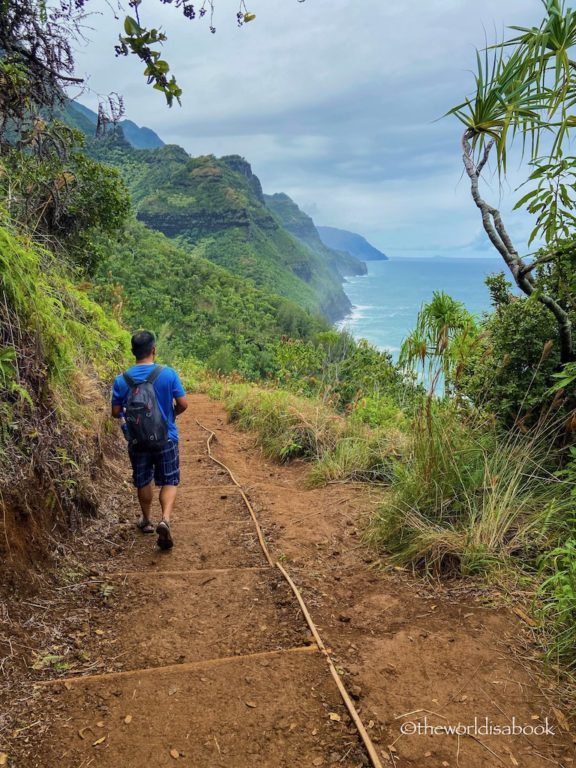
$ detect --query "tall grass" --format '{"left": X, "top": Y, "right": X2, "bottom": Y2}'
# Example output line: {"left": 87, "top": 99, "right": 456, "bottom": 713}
{"left": 209, "top": 373, "right": 576, "bottom": 673}
{"left": 220, "top": 384, "right": 344, "bottom": 462}
{"left": 367, "top": 407, "right": 572, "bottom": 577}
{"left": 212, "top": 381, "right": 407, "bottom": 485}
{"left": 535, "top": 538, "right": 576, "bottom": 667}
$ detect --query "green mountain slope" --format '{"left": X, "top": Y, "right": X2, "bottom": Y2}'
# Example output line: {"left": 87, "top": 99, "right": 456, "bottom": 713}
{"left": 92, "top": 220, "right": 328, "bottom": 378}
{"left": 87, "top": 134, "right": 353, "bottom": 321}
{"left": 264, "top": 193, "right": 367, "bottom": 278}
{"left": 317, "top": 226, "right": 388, "bottom": 261}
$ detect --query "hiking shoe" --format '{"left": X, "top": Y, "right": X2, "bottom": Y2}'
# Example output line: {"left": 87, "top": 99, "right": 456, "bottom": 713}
{"left": 136, "top": 516, "right": 155, "bottom": 534}
{"left": 156, "top": 520, "right": 174, "bottom": 550}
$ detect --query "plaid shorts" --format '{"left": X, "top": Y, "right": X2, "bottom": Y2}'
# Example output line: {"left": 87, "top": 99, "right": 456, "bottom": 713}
{"left": 128, "top": 440, "right": 180, "bottom": 488}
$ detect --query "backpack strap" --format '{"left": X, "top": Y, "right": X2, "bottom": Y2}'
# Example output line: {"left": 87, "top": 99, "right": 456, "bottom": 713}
{"left": 145, "top": 365, "right": 164, "bottom": 385}
{"left": 123, "top": 371, "right": 137, "bottom": 388}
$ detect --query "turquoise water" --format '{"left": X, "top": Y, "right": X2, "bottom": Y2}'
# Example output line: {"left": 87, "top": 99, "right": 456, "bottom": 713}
{"left": 337, "top": 258, "right": 503, "bottom": 359}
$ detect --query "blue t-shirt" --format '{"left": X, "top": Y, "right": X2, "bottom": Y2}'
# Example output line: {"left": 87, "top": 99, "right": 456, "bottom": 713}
{"left": 111, "top": 364, "right": 186, "bottom": 442}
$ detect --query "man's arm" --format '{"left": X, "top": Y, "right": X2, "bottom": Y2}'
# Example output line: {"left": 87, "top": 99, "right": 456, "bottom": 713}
{"left": 111, "top": 405, "right": 123, "bottom": 418}
{"left": 174, "top": 395, "right": 188, "bottom": 416}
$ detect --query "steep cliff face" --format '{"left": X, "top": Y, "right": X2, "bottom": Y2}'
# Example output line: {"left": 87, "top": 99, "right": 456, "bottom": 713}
{"left": 221, "top": 155, "right": 265, "bottom": 202}
{"left": 88, "top": 136, "right": 353, "bottom": 321}
{"left": 264, "top": 193, "right": 367, "bottom": 278}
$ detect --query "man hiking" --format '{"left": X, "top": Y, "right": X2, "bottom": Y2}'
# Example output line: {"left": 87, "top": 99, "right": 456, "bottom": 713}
{"left": 111, "top": 330, "right": 188, "bottom": 550}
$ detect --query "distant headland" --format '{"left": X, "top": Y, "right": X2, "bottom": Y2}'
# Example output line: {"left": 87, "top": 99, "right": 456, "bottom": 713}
{"left": 317, "top": 226, "right": 388, "bottom": 262}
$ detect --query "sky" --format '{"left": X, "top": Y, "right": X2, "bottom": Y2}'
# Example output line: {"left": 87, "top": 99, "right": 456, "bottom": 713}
{"left": 73, "top": 0, "right": 545, "bottom": 258}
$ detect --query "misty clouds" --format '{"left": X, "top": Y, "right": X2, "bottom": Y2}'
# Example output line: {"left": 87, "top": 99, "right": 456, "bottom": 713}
{"left": 74, "top": 0, "right": 544, "bottom": 257}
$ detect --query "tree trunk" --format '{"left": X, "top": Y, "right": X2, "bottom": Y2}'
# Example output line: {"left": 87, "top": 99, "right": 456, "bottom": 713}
{"left": 462, "top": 130, "right": 574, "bottom": 363}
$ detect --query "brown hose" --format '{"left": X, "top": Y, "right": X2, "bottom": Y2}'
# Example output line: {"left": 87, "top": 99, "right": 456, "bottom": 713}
{"left": 196, "top": 419, "right": 385, "bottom": 768}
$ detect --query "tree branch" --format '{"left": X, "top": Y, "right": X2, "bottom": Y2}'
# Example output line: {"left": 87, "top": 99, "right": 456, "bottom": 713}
{"left": 462, "top": 130, "right": 574, "bottom": 362}
{"left": 517, "top": 252, "right": 560, "bottom": 278}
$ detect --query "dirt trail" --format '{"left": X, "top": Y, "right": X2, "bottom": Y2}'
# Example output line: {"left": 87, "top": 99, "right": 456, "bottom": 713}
{"left": 15, "top": 395, "right": 576, "bottom": 767}
{"left": 30, "top": 400, "right": 370, "bottom": 768}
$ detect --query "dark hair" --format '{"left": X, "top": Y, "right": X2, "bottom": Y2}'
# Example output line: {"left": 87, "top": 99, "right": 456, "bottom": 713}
{"left": 131, "top": 330, "right": 156, "bottom": 360}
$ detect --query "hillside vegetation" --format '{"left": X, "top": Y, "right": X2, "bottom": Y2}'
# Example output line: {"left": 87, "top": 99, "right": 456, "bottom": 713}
{"left": 264, "top": 192, "right": 367, "bottom": 278}
{"left": 93, "top": 220, "right": 328, "bottom": 378}
{"left": 0, "top": 214, "right": 128, "bottom": 578}
{"left": 87, "top": 131, "right": 354, "bottom": 321}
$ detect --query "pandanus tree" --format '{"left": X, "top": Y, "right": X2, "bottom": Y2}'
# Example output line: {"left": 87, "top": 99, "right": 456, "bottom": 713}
{"left": 399, "top": 291, "right": 478, "bottom": 396}
{"left": 449, "top": 0, "right": 576, "bottom": 365}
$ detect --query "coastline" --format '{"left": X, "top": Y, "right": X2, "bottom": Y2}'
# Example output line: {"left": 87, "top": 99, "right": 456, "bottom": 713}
{"left": 333, "top": 257, "right": 500, "bottom": 360}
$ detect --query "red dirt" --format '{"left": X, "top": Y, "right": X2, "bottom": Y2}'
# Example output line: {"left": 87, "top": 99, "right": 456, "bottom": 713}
{"left": 2, "top": 394, "right": 575, "bottom": 767}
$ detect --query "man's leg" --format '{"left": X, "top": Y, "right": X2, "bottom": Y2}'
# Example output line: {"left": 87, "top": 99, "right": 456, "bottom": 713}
{"left": 137, "top": 482, "right": 154, "bottom": 521}
{"left": 129, "top": 447, "right": 155, "bottom": 532}
{"left": 154, "top": 441, "right": 179, "bottom": 550}
{"left": 156, "top": 485, "right": 176, "bottom": 549}
{"left": 158, "top": 484, "right": 177, "bottom": 523}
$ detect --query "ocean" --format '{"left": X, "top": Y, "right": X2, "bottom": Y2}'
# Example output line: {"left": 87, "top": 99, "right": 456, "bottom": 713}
{"left": 337, "top": 257, "right": 503, "bottom": 359}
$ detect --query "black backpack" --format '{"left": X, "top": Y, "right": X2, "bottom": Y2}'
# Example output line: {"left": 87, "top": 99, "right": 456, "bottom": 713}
{"left": 123, "top": 365, "right": 168, "bottom": 451}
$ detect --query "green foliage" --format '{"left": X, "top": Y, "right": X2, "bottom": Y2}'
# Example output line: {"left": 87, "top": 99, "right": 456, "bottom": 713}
{"left": 0, "top": 346, "right": 32, "bottom": 405}
{"left": 349, "top": 393, "right": 407, "bottom": 430}
{"left": 448, "top": 46, "right": 542, "bottom": 171}
{"left": 399, "top": 291, "right": 478, "bottom": 395}
{"left": 166, "top": 355, "right": 208, "bottom": 393}
{"left": 275, "top": 332, "right": 409, "bottom": 410}
{"left": 0, "top": 220, "right": 129, "bottom": 391}
{"left": 449, "top": 1, "right": 576, "bottom": 173}
{"left": 536, "top": 537, "right": 576, "bottom": 666}
{"left": 459, "top": 287, "right": 561, "bottom": 424}
{"left": 0, "top": 122, "right": 130, "bottom": 273}
{"left": 117, "top": 16, "right": 183, "bottom": 107}
{"left": 515, "top": 157, "right": 576, "bottom": 247}
{"left": 92, "top": 220, "right": 326, "bottom": 379}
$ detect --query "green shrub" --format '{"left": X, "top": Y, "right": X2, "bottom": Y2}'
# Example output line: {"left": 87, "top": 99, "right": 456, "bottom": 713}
{"left": 275, "top": 332, "right": 408, "bottom": 410}
{"left": 164, "top": 355, "right": 207, "bottom": 393}
{"left": 349, "top": 393, "right": 407, "bottom": 430}
{"left": 458, "top": 276, "right": 562, "bottom": 424}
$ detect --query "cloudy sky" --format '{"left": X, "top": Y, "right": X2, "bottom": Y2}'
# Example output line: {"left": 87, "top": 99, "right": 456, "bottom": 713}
{"left": 74, "top": 0, "right": 544, "bottom": 258}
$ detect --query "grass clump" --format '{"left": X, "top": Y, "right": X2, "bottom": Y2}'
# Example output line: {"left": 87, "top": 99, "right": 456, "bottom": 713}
{"left": 222, "top": 384, "right": 344, "bottom": 462}
{"left": 367, "top": 406, "right": 572, "bottom": 577}
{"left": 213, "top": 381, "right": 408, "bottom": 486}
{"left": 308, "top": 425, "right": 406, "bottom": 487}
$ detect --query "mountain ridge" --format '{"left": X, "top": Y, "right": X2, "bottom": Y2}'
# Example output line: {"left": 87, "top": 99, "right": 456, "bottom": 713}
{"left": 264, "top": 193, "right": 367, "bottom": 279}
{"left": 317, "top": 226, "right": 388, "bottom": 262}
{"left": 65, "top": 101, "right": 164, "bottom": 150}
{"left": 86, "top": 132, "right": 353, "bottom": 321}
